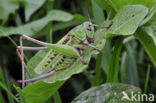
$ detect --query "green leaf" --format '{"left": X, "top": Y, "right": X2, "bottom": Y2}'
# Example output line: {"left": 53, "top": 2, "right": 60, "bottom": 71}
{"left": 71, "top": 83, "right": 141, "bottom": 103}
{"left": 96, "top": 0, "right": 155, "bottom": 12}
{"left": 142, "top": 6, "right": 156, "bottom": 46}
{"left": 21, "top": 23, "right": 108, "bottom": 103}
{"left": 91, "top": 0, "right": 105, "bottom": 24}
{"left": 95, "top": 0, "right": 111, "bottom": 11}
{"left": 0, "top": 10, "right": 73, "bottom": 37}
{"left": 106, "top": 37, "right": 123, "bottom": 82}
{"left": 142, "top": 27, "right": 156, "bottom": 46}
{"left": 101, "top": 40, "right": 111, "bottom": 74}
{"left": 135, "top": 29, "right": 156, "bottom": 67}
{"left": 22, "top": 81, "right": 64, "bottom": 103}
{"left": 105, "top": 5, "right": 148, "bottom": 38}
{"left": 138, "top": 7, "right": 156, "bottom": 68}
{"left": 73, "top": 14, "right": 86, "bottom": 21}
{"left": 0, "top": 0, "right": 19, "bottom": 21}
{"left": 139, "top": 5, "right": 156, "bottom": 26}
{"left": 52, "top": 14, "right": 86, "bottom": 32}
{"left": 23, "top": 0, "right": 46, "bottom": 21}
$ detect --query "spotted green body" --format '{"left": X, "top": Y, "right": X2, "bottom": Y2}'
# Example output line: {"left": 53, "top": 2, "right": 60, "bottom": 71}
{"left": 34, "top": 22, "right": 94, "bottom": 74}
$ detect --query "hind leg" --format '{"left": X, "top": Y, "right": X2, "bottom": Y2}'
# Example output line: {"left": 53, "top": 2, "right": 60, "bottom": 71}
{"left": 18, "top": 35, "right": 49, "bottom": 88}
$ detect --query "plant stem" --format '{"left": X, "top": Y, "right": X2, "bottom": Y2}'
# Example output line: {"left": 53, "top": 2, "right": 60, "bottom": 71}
{"left": 106, "top": 37, "right": 123, "bottom": 83}
{"left": 46, "top": 23, "right": 53, "bottom": 43}
{"left": 45, "top": 0, "right": 53, "bottom": 43}
{"left": 144, "top": 64, "right": 151, "bottom": 94}
{"left": 0, "top": 82, "right": 18, "bottom": 102}
{"left": 3, "top": 57, "right": 15, "bottom": 103}
{"left": 54, "top": 91, "right": 62, "bottom": 103}
{"left": 93, "top": 53, "right": 102, "bottom": 86}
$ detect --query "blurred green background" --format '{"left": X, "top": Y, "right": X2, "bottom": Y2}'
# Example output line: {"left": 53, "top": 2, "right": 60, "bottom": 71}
{"left": 0, "top": 0, "right": 156, "bottom": 103}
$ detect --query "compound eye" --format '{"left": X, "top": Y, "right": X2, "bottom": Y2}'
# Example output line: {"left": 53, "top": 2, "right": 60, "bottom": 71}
{"left": 87, "top": 25, "right": 93, "bottom": 31}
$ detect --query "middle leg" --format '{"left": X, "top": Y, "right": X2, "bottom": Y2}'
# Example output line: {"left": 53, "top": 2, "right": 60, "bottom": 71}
{"left": 71, "top": 46, "right": 87, "bottom": 65}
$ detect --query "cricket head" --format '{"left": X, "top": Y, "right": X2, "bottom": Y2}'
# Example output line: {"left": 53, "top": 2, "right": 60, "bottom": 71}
{"left": 69, "top": 21, "right": 95, "bottom": 42}
{"left": 83, "top": 22, "right": 95, "bottom": 43}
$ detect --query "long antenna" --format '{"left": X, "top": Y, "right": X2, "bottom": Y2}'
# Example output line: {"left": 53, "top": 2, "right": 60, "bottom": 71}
{"left": 88, "top": 13, "right": 93, "bottom": 24}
